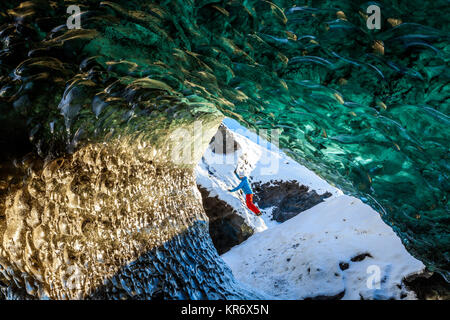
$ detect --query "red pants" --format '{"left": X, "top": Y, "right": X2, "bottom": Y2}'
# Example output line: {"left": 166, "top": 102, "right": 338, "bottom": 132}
{"left": 246, "top": 194, "right": 261, "bottom": 215}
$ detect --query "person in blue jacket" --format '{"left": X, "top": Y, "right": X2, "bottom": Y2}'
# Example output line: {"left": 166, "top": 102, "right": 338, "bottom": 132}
{"left": 228, "top": 170, "right": 261, "bottom": 216}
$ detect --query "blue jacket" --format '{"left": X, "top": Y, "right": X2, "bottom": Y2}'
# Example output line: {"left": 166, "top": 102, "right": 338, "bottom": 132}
{"left": 229, "top": 172, "right": 254, "bottom": 195}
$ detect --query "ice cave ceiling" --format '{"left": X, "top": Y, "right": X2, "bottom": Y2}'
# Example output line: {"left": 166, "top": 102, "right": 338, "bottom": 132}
{"left": 0, "top": 0, "right": 448, "bottom": 284}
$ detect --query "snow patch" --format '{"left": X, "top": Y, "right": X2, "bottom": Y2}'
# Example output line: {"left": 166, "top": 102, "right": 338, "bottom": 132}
{"left": 222, "top": 195, "right": 425, "bottom": 300}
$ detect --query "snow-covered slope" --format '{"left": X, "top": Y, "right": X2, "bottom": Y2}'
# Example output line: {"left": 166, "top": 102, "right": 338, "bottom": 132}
{"left": 222, "top": 195, "right": 425, "bottom": 300}
{"left": 197, "top": 118, "right": 425, "bottom": 300}
{"left": 196, "top": 118, "right": 342, "bottom": 231}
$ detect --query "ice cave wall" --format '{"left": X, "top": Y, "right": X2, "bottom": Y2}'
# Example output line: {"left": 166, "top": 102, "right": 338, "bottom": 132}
{"left": 0, "top": 0, "right": 448, "bottom": 298}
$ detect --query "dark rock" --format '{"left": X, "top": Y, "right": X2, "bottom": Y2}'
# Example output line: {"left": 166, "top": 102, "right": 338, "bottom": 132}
{"left": 403, "top": 269, "right": 450, "bottom": 300}
{"left": 209, "top": 124, "right": 240, "bottom": 155}
{"left": 198, "top": 186, "right": 253, "bottom": 254}
{"left": 304, "top": 290, "right": 345, "bottom": 300}
{"left": 350, "top": 253, "right": 373, "bottom": 262}
{"left": 339, "top": 262, "right": 349, "bottom": 271}
{"left": 253, "top": 180, "right": 332, "bottom": 223}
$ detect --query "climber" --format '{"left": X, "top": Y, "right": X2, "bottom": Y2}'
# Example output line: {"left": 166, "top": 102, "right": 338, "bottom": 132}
{"left": 228, "top": 170, "right": 261, "bottom": 216}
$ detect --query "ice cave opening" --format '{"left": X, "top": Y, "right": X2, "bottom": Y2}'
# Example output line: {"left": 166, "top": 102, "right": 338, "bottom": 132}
{"left": 197, "top": 119, "right": 450, "bottom": 300}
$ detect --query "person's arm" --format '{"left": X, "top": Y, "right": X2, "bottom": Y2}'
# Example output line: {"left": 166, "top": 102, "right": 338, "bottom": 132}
{"left": 229, "top": 180, "right": 243, "bottom": 192}
{"left": 234, "top": 170, "right": 241, "bottom": 180}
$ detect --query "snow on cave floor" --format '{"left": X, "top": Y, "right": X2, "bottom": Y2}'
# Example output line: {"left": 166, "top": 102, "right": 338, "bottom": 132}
{"left": 196, "top": 118, "right": 425, "bottom": 300}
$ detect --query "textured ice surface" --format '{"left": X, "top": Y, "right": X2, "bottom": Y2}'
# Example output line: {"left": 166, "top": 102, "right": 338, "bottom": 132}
{"left": 0, "top": 0, "right": 448, "bottom": 292}
{"left": 0, "top": 139, "right": 268, "bottom": 299}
